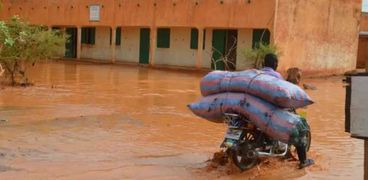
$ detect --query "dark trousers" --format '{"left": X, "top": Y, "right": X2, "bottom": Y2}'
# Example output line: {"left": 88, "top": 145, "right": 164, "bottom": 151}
{"left": 296, "top": 144, "right": 307, "bottom": 163}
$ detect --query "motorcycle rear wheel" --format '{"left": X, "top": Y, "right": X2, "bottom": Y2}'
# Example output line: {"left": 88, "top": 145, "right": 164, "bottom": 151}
{"left": 229, "top": 130, "right": 259, "bottom": 171}
{"left": 229, "top": 145, "right": 258, "bottom": 171}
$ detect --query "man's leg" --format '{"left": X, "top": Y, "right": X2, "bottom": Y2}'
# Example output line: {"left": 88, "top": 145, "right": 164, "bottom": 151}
{"left": 296, "top": 144, "right": 314, "bottom": 168}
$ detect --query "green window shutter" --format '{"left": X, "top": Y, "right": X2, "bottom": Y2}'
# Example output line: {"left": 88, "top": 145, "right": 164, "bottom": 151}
{"left": 81, "top": 27, "right": 96, "bottom": 45}
{"left": 89, "top": 27, "right": 96, "bottom": 45}
{"left": 203, "top": 29, "right": 206, "bottom": 50}
{"left": 116, "top": 27, "right": 121, "bottom": 46}
{"left": 252, "top": 29, "right": 270, "bottom": 49}
{"left": 157, "top": 28, "right": 170, "bottom": 48}
{"left": 190, "top": 28, "right": 198, "bottom": 49}
{"left": 81, "top": 28, "right": 87, "bottom": 44}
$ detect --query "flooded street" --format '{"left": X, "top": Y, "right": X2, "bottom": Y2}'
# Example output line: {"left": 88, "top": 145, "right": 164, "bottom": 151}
{"left": 0, "top": 61, "right": 363, "bottom": 179}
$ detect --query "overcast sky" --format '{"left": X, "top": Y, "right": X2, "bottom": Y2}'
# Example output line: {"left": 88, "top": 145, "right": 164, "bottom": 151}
{"left": 363, "top": 0, "right": 368, "bottom": 12}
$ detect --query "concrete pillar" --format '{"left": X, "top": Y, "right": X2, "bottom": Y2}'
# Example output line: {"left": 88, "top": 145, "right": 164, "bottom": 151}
{"left": 111, "top": 27, "right": 117, "bottom": 63}
{"left": 77, "top": 26, "right": 82, "bottom": 59}
{"left": 196, "top": 28, "right": 204, "bottom": 69}
{"left": 365, "top": 140, "right": 368, "bottom": 180}
{"left": 149, "top": 27, "right": 157, "bottom": 66}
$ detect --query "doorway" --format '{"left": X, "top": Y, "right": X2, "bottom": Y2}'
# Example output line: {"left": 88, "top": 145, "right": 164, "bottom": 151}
{"left": 139, "top": 28, "right": 150, "bottom": 64}
{"left": 211, "top": 29, "right": 238, "bottom": 70}
{"left": 65, "top": 28, "right": 77, "bottom": 58}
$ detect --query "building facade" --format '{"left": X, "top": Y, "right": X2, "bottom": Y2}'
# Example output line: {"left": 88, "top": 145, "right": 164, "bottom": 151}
{"left": 0, "top": 0, "right": 362, "bottom": 75}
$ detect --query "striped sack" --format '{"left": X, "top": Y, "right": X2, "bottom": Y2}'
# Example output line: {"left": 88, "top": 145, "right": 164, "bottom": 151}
{"left": 187, "top": 92, "right": 308, "bottom": 144}
{"left": 200, "top": 69, "right": 313, "bottom": 108}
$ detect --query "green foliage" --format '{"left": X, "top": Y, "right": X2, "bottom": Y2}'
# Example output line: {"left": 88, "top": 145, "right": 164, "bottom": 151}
{"left": 241, "top": 42, "right": 281, "bottom": 69}
{"left": 0, "top": 16, "right": 66, "bottom": 85}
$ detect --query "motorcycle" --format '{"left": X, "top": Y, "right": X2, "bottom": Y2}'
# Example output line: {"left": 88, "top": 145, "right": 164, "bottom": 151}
{"left": 220, "top": 113, "right": 311, "bottom": 171}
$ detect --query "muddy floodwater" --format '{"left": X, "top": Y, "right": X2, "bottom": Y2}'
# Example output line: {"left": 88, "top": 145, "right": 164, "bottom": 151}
{"left": 0, "top": 61, "right": 363, "bottom": 179}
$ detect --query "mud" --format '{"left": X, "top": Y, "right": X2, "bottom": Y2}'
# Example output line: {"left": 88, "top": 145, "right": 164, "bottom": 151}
{"left": 0, "top": 61, "right": 364, "bottom": 179}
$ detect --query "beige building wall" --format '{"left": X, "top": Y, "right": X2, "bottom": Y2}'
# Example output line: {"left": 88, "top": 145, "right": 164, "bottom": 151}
{"left": 155, "top": 28, "right": 197, "bottom": 67}
{"left": 236, "top": 29, "right": 253, "bottom": 70}
{"left": 116, "top": 27, "right": 140, "bottom": 63}
{"left": 202, "top": 28, "right": 212, "bottom": 69}
{"left": 80, "top": 27, "right": 112, "bottom": 61}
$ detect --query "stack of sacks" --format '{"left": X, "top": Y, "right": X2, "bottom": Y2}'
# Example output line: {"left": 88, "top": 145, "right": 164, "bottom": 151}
{"left": 188, "top": 69, "right": 313, "bottom": 144}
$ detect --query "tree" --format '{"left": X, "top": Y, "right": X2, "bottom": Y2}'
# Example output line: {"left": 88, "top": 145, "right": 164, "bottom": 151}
{"left": 241, "top": 42, "right": 281, "bottom": 69}
{"left": 0, "top": 16, "right": 66, "bottom": 86}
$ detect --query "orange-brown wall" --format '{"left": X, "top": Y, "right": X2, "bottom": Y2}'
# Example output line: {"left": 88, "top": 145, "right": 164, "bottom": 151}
{"left": 357, "top": 37, "right": 368, "bottom": 68}
{"left": 358, "top": 13, "right": 368, "bottom": 69}
{"left": 274, "top": 0, "right": 361, "bottom": 76}
{"left": 0, "top": 0, "right": 276, "bottom": 29}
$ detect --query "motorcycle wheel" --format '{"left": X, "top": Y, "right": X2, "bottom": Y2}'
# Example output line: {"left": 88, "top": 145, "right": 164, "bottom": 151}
{"left": 229, "top": 145, "right": 258, "bottom": 171}
{"left": 229, "top": 131, "right": 259, "bottom": 171}
{"left": 288, "top": 130, "right": 312, "bottom": 160}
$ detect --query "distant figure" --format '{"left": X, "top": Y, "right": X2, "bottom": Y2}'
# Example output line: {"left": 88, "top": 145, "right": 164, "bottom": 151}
{"left": 261, "top": 53, "right": 314, "bottom": 169}
{"left": 287, "top": 67, "right": 302, "bottom": 85}
{"left": 261, "top": 53, "right": 283, "bottom": 79}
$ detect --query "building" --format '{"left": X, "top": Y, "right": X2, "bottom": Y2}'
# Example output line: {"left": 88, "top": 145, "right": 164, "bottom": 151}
{"left": 0, "top": 0, "right": 362, "bottom": 75}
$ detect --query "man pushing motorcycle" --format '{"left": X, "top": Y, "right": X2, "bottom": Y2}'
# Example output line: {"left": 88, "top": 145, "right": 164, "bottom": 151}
{"left": 261, "top": 53, "right": 314, "bottom": 169}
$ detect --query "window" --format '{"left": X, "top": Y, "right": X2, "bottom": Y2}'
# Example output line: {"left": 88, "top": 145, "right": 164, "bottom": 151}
{"left": 116, "top": 27, "right": 121, "bottom": 46}
{"left": 81, "top": 27, "right": 96, "bottom": 45}
{"left": 190, "top": 28, "right": 198, "bottom": 49}
{"left": 363, "top": 0, "right": 368, "bottom": 12}
{"left": 157, "top": 28, "right": 170, "bottom": 48}
{"left": 252, "top": 29, "right": 270, "bottom": 49}
{"left": 110, "top": 27, "right": 122, "bottom": 46}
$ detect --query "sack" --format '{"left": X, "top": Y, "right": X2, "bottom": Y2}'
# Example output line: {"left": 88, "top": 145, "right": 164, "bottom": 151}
{"left": 188, "top": 92, "right": 307, "bottom": 144}
{"left": 200, "top": 70, "right": 313, "bottom": 108}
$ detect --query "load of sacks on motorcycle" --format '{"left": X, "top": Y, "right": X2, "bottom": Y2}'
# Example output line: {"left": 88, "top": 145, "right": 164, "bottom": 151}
{"left": 188, "top": 69, "right": 313, "bottom": 145}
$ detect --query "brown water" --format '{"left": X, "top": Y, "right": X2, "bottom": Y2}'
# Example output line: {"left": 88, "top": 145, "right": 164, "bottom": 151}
{"left": 0, "top": 61, "right": 363, "bottom": 179}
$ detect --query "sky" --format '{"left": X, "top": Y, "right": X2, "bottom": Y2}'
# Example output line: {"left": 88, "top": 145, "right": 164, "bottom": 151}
{"left": 363, "top": 0, "right": 368, "bottom": 12}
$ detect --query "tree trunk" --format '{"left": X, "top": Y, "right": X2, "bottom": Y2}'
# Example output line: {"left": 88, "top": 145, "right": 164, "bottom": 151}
{"left": 10, "top": 70, "right": 15, "bottom": 86}
{"left": 11, "top": 62, "right": 17, "bottom": 86}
